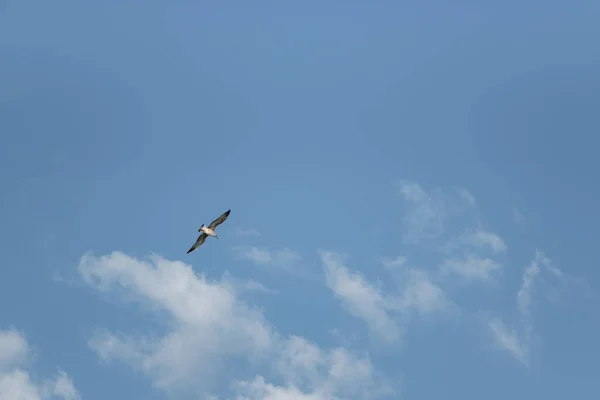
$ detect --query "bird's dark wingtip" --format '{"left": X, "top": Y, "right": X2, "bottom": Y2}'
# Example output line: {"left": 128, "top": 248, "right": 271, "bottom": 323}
{"left": 186, "top": 248, "right": 194, "bottom": 254}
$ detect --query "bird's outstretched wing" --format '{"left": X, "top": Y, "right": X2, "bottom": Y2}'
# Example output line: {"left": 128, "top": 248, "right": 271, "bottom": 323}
{"left": 208, "top": 209, "right": 231, "bottom": 230}
{"left": 187, "top": 232, "right": 208, "bottom": 254}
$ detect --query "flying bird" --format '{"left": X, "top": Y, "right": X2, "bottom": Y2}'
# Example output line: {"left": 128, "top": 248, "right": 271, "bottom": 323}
{"left": 186, "top": 209, "right": 231, "bottom": 254}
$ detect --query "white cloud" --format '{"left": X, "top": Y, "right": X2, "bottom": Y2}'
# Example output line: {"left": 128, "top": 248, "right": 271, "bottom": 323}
{"left": 381, "top": 256, "right": 406, "bottom": 271}
{"left": 41, "top": 371, "right": 80, "bottom": 400}
{"left": 397, "top": 180, "right": 483, "bottom": 246}
{"left": 0, "top": 371, "right": 43, "bottom": 400}
{"left": 232, "top": 336, "right": 391, "bottom": 400}
{"left": 452, "top": 230, "right": 507, "bottom": 254}
{"left": 321, "top": 251, "right": 451, "bottom": 344}
{"left": 516, "top": 251, "right": 545, "bottom": 316}
{"left": 398, "top": 180, "right": 446, "bottom": 244}
{"left": 79, "top": 251, "right": 274, "bottom": 391}
{"left": 396, "top": 180, "right": 506, "bottom": 285}
{"left": 396, "top": 180, "right": 561, "bottom": 367}
{"left": 394, "top": 269, "right": 450, "bottom": 315}
{"left": 488, "top": 249, "right": 583, "bottom": 366}
{"left": 487, "top": 318, "right": 529, "bottom": 367}
{"left": 79, "top": 251, "right": 391, "bottom": 398}
{"left": 516, "top": 249, "right": 576, "bottom": 319}
{"left": 234, "top": 246, "right": 301, "bottom": 271}
{"left": 440, "top": 254, "right": 502, "bottom": 281}
{"left": 233, "top": 377, "right": 322, "bottom": 400}
{"left": 0, "top": 329, "right": 80, "bottom": 400}
{"left": 486, "top": 252, "right": 545, "bottom": 366}
{"left": 440, "top": 230, "right": 506, "bottom": 282}
{"left": 394, "top": 180, "right": 577, "bottom": 368}
{"left": 321, "top": 252, "right": 401, "bottom": 344}
{"left": 0, "top": 329, "right": 29, "bottom": 369}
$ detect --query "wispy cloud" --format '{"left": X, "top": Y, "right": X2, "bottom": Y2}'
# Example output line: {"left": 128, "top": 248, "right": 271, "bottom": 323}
{"left": 488, "top": 318, "right": 529, "bottom": 367}
{"left": 487, "top": 251, "right": 541, "bottom": 367}
{"left": 396, "top": 180, "right": 508, "bottom": 287}
{"left": 450, "top": 230, "right": 507, "bottom": 254}
{"left": 440, "top": 254, "right": 502, "bottom": 281}
{"left": 381, "top": 256, "right": 407, "bottom": 271}
{"left": 397, "top": 180, "right": 485, "bottom": 249}
{"left": 392, "top": 269, "right": 452, "bottom": 315}
{"left": 321, "top": 251, "right": 402, "bottom": 344}
{"left": 439, "top": 229, "right": 506, "bottom": 282}
{"left": 233, "top": 246, "right": 301, "bottom": 272}
{"left": 512, "top": 206, "right": 525, "bottom": 226}
{"left": 397, "top": 180, "right": 446, "bottom": 244}
{"left": 488, "top": 249, "right": 583, "bottom": 367}
{"left": 439, "top": 228, "right": 507, "bottom": 283}
{"left": 0, "top": 328, "right": 80, "bottom": 400}
{"left": 396, "top": 179, "right": 587, "bottom": 369}
{"left": 42, "top": 371, "right": 81, "bottom": 400}
{"left": 456, "top": 187, "right": 477, "bottom": 206}
{"left": 320, "top": 251, "right": 452, "bottom": 344}
{"left": 516, "top": 250, "right": 546, "bottom": 316}
{"left": 234, "top": 335, "right": 393, "bottom": 400}
{"left": 233, "top": 227, "right": 261, "bottom": 238}
{"left": 233, "top": 335, "right": 392, "bottom": 400}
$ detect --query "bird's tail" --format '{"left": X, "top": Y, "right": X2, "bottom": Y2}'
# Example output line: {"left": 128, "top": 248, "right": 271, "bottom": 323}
{"left": 198, "top": 224, "right": 205, "bottom": 232}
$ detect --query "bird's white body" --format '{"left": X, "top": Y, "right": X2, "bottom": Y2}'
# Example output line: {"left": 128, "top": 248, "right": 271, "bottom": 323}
{"left": 200, "top": 226, "right": 217, "bottom": 237}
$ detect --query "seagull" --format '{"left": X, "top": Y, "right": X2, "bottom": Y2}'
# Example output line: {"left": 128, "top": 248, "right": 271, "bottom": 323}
{"left": 186, "top": 209, "right": 231, "bottom": 254}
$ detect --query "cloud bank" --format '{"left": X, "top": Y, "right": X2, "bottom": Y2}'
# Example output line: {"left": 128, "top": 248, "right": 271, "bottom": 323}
{"left": 78, "top": 252, "right": 390, "bottom": 399}
{"left": 70, "top": 178, "right": 587, "bottom": 398}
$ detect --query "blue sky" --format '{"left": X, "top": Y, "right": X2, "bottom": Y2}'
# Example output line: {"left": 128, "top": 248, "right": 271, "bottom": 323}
{"left": 1, "top": 1, "right": 599, "bottom": 399}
